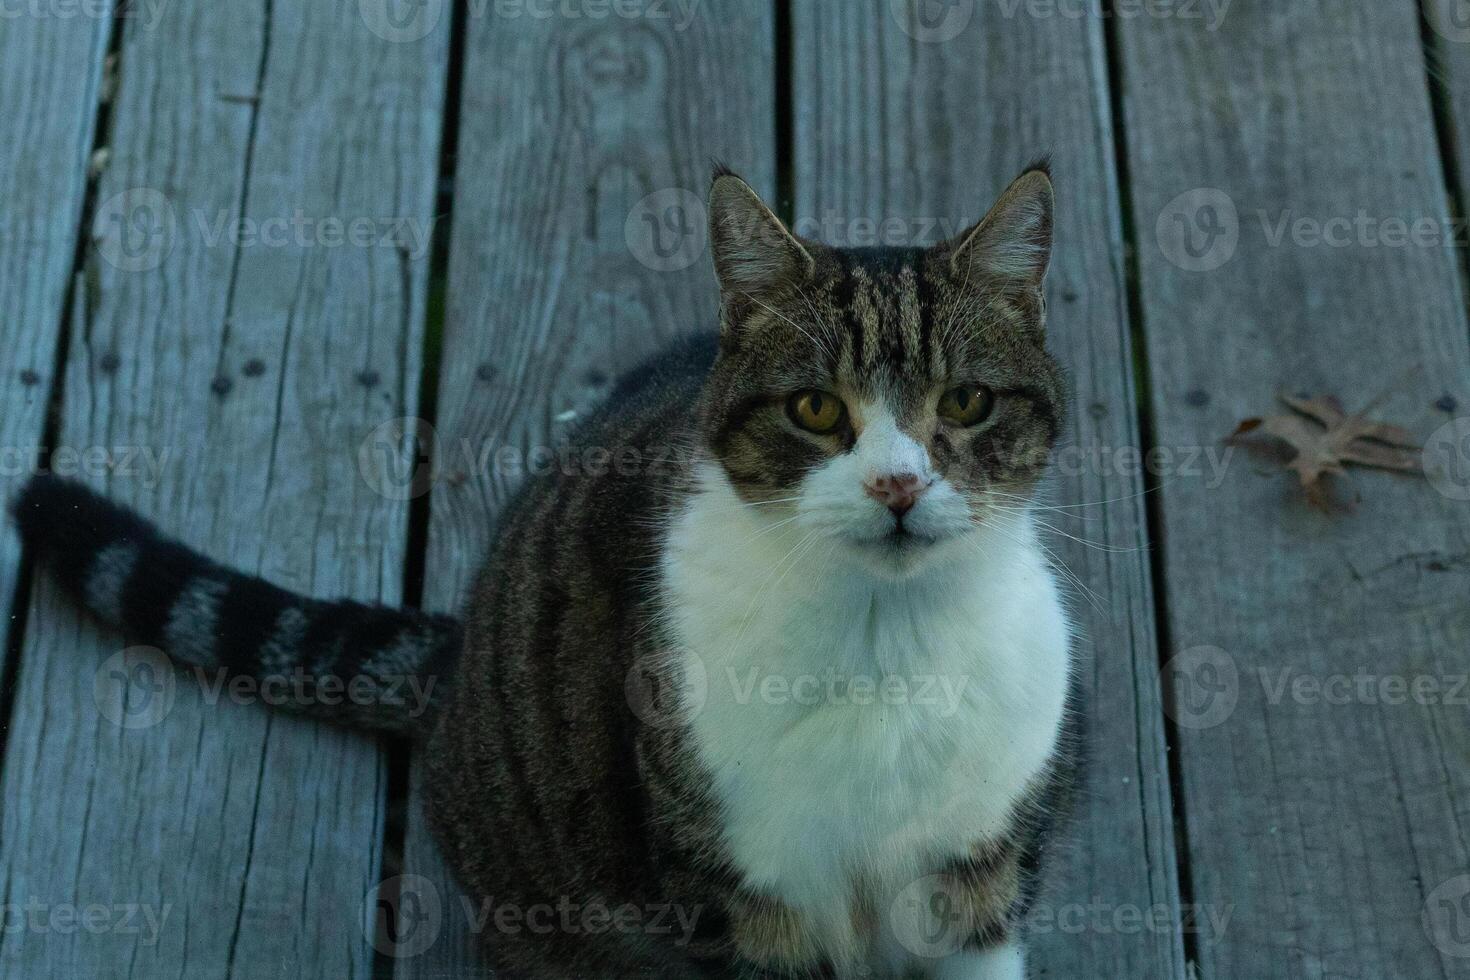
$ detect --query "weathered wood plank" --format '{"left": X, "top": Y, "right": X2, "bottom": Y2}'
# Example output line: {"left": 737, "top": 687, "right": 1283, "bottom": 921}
{"left": 394, "top": 7, "right": 777, "bottom": 976}
{"left": 1118, "top": 3, "right": 1470, "bottom": 977}
{"left": 0, "top": 6, "right": 112, "bottom": 682}
{"left": 793, "top": 4, "right": 1186, "bottom": 977}
{"left": 1428, "top": 0, "right": 1470, "bottom": 263}
{"left": 0, "top": 3, "right": 448, "bottom": 977}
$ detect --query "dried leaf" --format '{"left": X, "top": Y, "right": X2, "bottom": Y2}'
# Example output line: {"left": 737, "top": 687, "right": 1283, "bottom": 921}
{"left": 1229, "top": 393, "right": 1423, "bottom": 510}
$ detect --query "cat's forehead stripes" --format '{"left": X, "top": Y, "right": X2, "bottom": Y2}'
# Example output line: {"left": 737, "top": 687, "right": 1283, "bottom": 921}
{"left": 817, "top": 248, "right": 950, "bottom": 386}
{"left": 896, "top": 265, "right": 927, "bottom": 374}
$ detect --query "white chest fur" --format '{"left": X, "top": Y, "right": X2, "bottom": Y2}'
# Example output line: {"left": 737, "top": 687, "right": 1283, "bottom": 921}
{"left": 660, "top": 470, "right": 1073, "bottom": 962}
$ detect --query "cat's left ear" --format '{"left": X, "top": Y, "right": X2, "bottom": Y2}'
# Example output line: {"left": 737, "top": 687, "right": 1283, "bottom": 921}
{"left": 708, "top": 168, "right": 814, "bottom": 328}
{"left": 941, "top": 164, "right": 1054, "bottom": 293}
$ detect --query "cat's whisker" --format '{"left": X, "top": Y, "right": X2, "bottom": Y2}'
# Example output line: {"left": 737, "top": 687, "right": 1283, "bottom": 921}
{"left": 1040, "top": 551, "right": 1106, "bottom": 613}
{"left": 690, "top": 497, "right": 804, "bottom": 518}
{"left": 724, "top": 495, "right": 806, "bottom": 510}
{"left": 982, "top": 484, "right": 1160, "bottom": 515}
{"left": 740, "top": 291, "right": 839, "bottom": 363}
{"left": 740, "top": 513, "right": 805, "bottom": 544}
{"left": 995, "top": 505, "right": 1102, "bottom": 522}
{"left": 791, "top": 288, "right": 845, "bottom": 351}
{"left": 974, "top": 501, "right": 1137, "bottom": 554}
{"left": 723, "top": 527, "right": 821, "bottom": 658}
{"left": 1026, "top": 519, "right": 1140, "bottom": 555}
{"left": 977, "top": 514, "right": 1107, "bottom": 614}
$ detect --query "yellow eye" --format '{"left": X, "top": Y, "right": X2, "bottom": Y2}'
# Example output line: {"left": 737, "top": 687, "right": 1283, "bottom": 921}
{"left": 937, "top": 386, "right": 995, "bottom": 426}
{"left": 787, "top": 390, "right": 846, "bottom": 434}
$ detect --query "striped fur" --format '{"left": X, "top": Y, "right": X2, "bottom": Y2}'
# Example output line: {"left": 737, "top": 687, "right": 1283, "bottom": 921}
{"left": 15, "top": 164, "right": 1078, "bottom": 979}
{"left": 702, "top": 167, "right": 1065, "bottom": 516}
{"left": 11, "top": 476, "right": 461, "bottom": 736}
{"left": 426, "top": 166, "right": 1080, "bottom": 979}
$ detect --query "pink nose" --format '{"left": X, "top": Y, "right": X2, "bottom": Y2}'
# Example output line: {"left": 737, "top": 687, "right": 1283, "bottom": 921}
{"left": 864, "top": 472, "right": 929, "bottom": 517}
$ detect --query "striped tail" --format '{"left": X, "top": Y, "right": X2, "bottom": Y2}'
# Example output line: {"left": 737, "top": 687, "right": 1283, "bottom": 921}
{"left": 10, "top": 475, "right": 462, "bottom": 738}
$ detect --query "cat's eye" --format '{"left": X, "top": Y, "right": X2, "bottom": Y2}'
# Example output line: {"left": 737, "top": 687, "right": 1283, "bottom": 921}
{"left": 937, "top": 386, "right": 995, "bottom": 427}
{"left": 787, "top": 390, "right": 846, "bottom": 434}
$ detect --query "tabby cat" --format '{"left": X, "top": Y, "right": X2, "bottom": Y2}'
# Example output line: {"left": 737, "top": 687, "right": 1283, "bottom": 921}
{"left": 14, "top": 163, "right": 1079, "bottom": 979}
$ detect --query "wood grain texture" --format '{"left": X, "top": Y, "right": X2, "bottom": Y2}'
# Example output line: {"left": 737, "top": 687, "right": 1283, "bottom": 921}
{"left": 1429, "top": 0, "right": 1470, "bottom": 267}
{"left": 1118, "top": 3, "right": 1470, "bottom": 977}
{"left": 0, "top": 3, "right": 448, "bottom": 978}
{"left": 793, "top": 4, "right": 1186, "bottom": 977}
{"left": 0, "top": 7, "right": 112, "bottom": 681}
{"left": 394, "top": 6, "right": 776, "bottom": 977}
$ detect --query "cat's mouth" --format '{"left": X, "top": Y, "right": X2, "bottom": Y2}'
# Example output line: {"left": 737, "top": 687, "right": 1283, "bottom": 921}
{"left": 856, "top": 524, "right": 940, "bottom": 553}
{"left": 840, "top": 524, "right": 949, "bottom": 579}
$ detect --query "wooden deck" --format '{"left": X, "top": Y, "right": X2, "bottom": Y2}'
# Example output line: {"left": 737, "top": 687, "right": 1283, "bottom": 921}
{"left": 0, "top": 1, "right": 1466, "bottom": 977}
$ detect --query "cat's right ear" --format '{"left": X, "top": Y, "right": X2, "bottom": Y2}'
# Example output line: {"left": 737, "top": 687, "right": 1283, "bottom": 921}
{"left": 941, "top": 164, "right": 1054, "bottom": 294}
{"left": 708, "top": 168, "right": 813, "bottom": 328}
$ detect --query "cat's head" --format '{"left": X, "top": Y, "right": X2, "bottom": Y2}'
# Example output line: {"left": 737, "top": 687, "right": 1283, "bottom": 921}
{"left": 697, "top": 165, "right": 1065, "bottom": 579}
